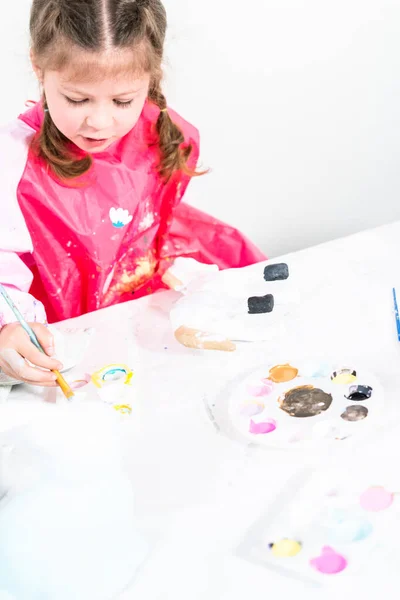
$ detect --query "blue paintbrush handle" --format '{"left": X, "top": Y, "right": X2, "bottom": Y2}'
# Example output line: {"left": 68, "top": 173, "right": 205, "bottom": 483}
{"left": 0, "top": 284, "right": 45, "bottom": 353}
{"left": 393, "top": 288, "right": 400, "bottom": 342}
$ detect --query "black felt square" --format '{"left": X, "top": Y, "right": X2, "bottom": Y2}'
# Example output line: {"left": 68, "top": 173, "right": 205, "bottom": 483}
{"left": 248, "top": 294, "right": 274, "bottom": 314}
{"left": 263, "top": 263, "right": 289, "bottom": 282}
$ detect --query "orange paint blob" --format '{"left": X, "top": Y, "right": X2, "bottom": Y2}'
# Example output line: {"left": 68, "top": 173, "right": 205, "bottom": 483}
{"left": 268, "top": 364, "right": 299, "bottom": 383}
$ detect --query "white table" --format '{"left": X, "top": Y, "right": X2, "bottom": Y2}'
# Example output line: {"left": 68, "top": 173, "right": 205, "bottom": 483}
{"left": 8, "top": 221, "right": 400, "bottom": 599}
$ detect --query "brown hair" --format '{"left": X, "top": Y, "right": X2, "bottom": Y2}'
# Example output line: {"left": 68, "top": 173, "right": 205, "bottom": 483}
{"left": 30, "top": 0, "right": 201, "bottom": 181}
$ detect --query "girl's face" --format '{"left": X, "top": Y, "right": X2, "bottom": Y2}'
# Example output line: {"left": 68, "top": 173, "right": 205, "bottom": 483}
{"left": 41, "top": 69, "right": 151, "bottom": 153}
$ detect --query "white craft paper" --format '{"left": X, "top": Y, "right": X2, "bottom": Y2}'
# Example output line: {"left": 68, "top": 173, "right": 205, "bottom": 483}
{"left": 0, "top": 403, "right": 149, "bottom": 600}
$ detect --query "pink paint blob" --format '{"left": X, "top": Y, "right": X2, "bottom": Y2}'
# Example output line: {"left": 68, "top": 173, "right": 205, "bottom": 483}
{"left": 261, "top": 378, "right": 275, "bottom": 387}
{"left": 249, "top": 419, "right": 277, "bottom": 435}
{"left": 360, "top": 486, "right": 394, "bottom": 512}
{"left": 247, "top": 381, "right": 274, "bottom": 397}
{"left": 310, "top": 546, "right": 348, "bottom": 575}
{"left": 70, "top": 374, "right": 92, "bottom": 390}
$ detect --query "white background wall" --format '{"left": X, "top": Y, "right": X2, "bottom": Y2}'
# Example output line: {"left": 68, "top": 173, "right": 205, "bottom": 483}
{"left": 2, "top": 1, "right": 400, "bottom": 256}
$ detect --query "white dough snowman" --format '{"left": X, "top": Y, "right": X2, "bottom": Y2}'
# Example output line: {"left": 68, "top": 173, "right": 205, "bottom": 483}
{"left": 163, "top": 257, "right": 295, "bottom": 351}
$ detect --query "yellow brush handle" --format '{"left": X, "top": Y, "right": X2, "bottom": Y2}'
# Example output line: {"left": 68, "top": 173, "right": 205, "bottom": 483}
{"left": 53, "top": 370, "right": 75, "bottom": 400}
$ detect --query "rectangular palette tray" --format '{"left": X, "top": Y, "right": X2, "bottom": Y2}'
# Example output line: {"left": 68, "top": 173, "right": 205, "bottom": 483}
{"left": 236, "top": 463, "right": 400, "bottom": 586}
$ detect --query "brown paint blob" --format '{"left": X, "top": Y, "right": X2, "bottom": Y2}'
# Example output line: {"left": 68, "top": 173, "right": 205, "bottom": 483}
{"left": 268, "top": 364, "right": 299, "bottom": 383}
{"left": 341, "top": 405, "right": 368, "bottom": 422}
{"left": 279, "top": 385, "right": 333, "bottom": 418}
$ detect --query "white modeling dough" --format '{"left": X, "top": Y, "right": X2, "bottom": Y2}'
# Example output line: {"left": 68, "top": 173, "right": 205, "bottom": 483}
{"left": 166, "top": 257, "right": 219, "bottom": 292}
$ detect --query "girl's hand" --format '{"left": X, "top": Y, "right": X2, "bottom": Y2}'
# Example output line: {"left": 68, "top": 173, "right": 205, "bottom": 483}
{"left": 0, "top": 323, "right": 63, "bottom": 386}
{"left": 162, "top": 269, "right": 183, "bottom": 291}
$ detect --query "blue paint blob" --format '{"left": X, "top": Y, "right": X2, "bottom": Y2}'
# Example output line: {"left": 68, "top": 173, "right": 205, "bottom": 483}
{"left": 327, "top": 511, "right": 373, "bottom": 544}
{"left": 300, "top": 362, "right": 331, "bottom": 378}
{"left": 311, "top": 363, "right": 331, "bottom": 378}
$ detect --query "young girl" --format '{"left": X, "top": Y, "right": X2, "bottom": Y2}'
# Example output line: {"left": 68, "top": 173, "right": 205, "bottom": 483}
{"left": 0, "top": 0, "right": 265, "bottom": 385}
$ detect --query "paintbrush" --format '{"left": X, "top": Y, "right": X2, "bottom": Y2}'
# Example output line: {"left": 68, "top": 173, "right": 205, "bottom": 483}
{"left": 0, "top": 284, "right": 74, "bottom": 399}
{"left": 393, "top": 288, "right": 400, "bottom": 342}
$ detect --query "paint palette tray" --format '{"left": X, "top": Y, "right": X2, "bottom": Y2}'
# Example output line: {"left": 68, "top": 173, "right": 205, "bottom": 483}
{"left": 237, "top": 464, "right": 400, "bottom": 585}
{"left": 207, "top": 361, "right": 384, "bottom": 449}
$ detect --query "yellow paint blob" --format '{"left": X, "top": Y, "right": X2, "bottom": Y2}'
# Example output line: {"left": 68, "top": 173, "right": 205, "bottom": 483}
{"left": 270, "top": 539, "right": 302, "bottom": 558}
{"left": 268, "top": 364, "right": 299, "bottom": 383}
{"left": 331, "top": 370, "right": 357, "bottom": 385}
{"left": 114, "top": 404, "right": 132, "bottom": 415}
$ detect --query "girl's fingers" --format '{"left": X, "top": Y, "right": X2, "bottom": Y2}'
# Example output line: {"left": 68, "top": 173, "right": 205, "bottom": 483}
{"left": 0, "top": 349, "right": 57, "bottom": 385}
{"left": 16, "top": 336, "right": 63, "bottom": 372}
{"left": 30, "top": 323, "right": 56, "bottom": 356}
{"left": 1, "top": 367, "right": 57, "bottom": 387}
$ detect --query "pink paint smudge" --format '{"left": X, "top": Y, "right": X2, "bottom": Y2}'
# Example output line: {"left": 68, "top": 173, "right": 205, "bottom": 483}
{"left": 247, "top": 380, "right": 274, "bottom": 397}
{"left": 360, "top": 486, "right": 394, "bottom": 512}
{"left": 70, "top": 374, "right": 92, "bottom": 390}
{"left": 249, "top": 419, "right": 277, "bottom": 435}
{"left": 310, "top": 546, "right": 347, "bottom": 575}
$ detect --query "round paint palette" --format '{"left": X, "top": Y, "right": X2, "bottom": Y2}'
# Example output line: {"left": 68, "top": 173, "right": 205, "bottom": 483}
{"left": 210, "top": 361, "right": 384, "bottom": 448}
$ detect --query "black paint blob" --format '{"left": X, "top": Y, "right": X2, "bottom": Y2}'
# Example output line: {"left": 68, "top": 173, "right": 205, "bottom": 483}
{"left": 345, "top": 385, "right": 373, "bottom": 401}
